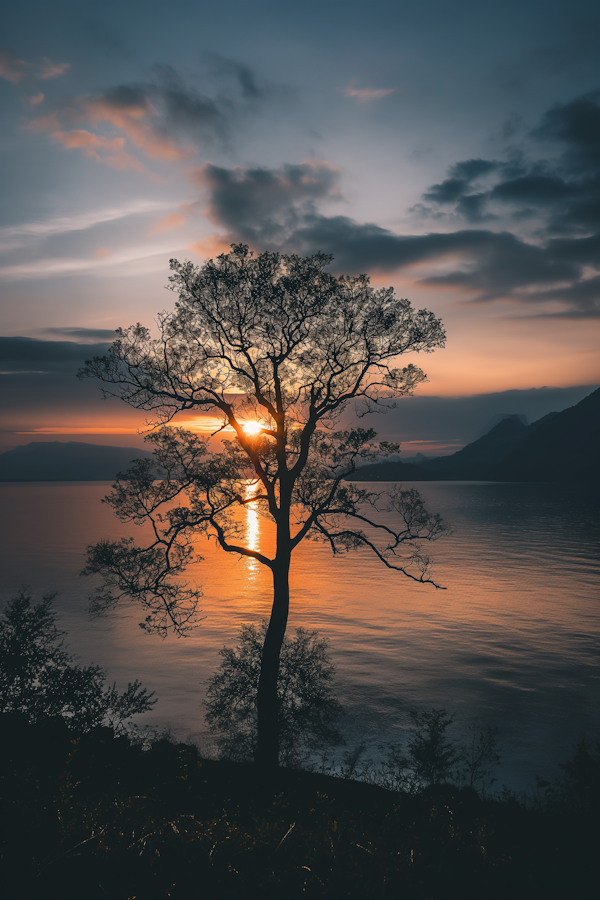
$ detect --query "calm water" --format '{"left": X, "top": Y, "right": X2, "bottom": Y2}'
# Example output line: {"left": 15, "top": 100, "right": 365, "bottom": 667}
{"left": 1, "top": 481, "right": 599, "bottom": 789}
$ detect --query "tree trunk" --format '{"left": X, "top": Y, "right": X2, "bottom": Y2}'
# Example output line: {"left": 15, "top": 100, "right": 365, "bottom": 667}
{"left": 255, "top": 552, "right": 290, "bottom": 771}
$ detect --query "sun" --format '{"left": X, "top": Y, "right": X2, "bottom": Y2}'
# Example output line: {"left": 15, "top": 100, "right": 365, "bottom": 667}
{"left": 242, "top": 421, "right": 262, "bottom": 435}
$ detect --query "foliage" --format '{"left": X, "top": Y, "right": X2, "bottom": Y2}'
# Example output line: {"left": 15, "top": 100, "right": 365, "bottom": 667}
{"left": 557, "top": 738, "right": 600, "bottom": 815}
{"left": 369, "top": 708, "right": 501, "bottom": 793}
{"left": 0, "top": 589, "right": 156, "bottom": 732}
{"left": 205, "top": 622, "right": 343, "bottom": 765}
{"left": 2, "top": 716, "right": 598, "bottom": 900}
{"left": 407, "top": 708, "right": 462, "bottom": 788}
{"left": 80, "top": 245, "right": 448, "bottom": 636}
{"left": 79, "top": 244, "right": 448, "bottom": 766}
{"left": 458, "top": 721, "right": 501, "bottom": 794}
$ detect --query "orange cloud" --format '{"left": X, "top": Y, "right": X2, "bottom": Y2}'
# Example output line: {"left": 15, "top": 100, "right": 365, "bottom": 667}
{"left": 86, "top": 98, "right": 193, "bottom": 161}
{"left": 188, "top": 236, "right": 236, "bottom": 258}
{"left": 149, "top": 213, "right": 185, "bottom": 235}
{"left": 40, "top": 59, "right": 70, "bottom": 80}
{"left": 345, "top": 87, "right": 396, "bottom": 101}
{"left": 51, "top": 128, "right": 148, "bottom": 172}
{"left": 95, "top": 247, "right": 111, "bottom": 258}
{"left": 0, "top": 51, "right": 31, "bottom": 83}
{"left": 29, "top": 93, "right": 44, "bottom": 107}
{"left": 27, "top": 112, "right": 61, "bottom": 133}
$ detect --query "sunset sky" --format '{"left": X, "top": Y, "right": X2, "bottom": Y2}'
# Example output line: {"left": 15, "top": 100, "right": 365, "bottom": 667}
{"left": 1, "top": 0, "right": 599, "bottom": 454}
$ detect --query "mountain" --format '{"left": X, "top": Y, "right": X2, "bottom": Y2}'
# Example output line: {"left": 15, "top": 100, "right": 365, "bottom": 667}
{"left": 348, "top": 387, "right": 599, "bottom": 483}
{"left": 0, "top": 441, "right": 151, "bottom": 482}
{"left": 489, "top": 386, "right": 600, "bottom": 482}
{"left": 420, "top": 415, "right": 532, "bottom": 479}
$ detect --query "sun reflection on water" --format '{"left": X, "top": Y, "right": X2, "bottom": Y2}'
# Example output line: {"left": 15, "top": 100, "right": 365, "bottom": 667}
{"left": 244, "top": 481, "right": 261, "bottom": 580}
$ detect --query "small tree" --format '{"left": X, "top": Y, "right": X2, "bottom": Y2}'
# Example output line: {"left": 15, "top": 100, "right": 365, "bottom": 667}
{"left": 0, "top": 589, "right": 155, "bottom": 732}
{"left": 406, "top": 708, "right": 461, "bottom": 788}
{"left": 205, "top": 622, "right": 343, "bottom": 766}
{"left": 80, "top": 244, "right": 448, "bottom": 770}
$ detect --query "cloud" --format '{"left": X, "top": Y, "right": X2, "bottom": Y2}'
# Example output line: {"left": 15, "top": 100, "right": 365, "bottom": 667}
{"left": 40, "top": 59, "right": 70, "bottom": 80}
{"left": 420, "top": 92, "right": 600, "bottom": 235}
{"left": 4, "top": 336, "right": 593, "bottom": 450}
{"left": 0, "top": 336, "right": 142, "bottom": 438}
{"left": 149, "top": 213, "right": 185, "bottom": 235}
{"left": 202, "top": 52, "right": 269, "bottom": 101}
{"left": 0, "top": 336, "right": 111, "bottom": 372}
{"left": 25, "top": 62, "right": 258, "bottom": 175}
{"left": 0, "top": 51, "right": 68, "bottom": 84}
{"left": 85, "top": 89, "right": 195, "bottom": 162}
{"left": 0, "top": 200, "right": 171, "bottom": 251}
{"left": 28, "top": 93, "right": 44, "bottom": 107}
{"left": 0, "top": 51, "right": 31, "bottom": 83}
{"left": 40, "top": 327, "right": 118, "bottom": 342}
{"left": 51, "top": 128, "right": 153, "bottom": 173}
{"left": 345, "top": 87, "right": 395, "bottom": 102}
{"left": 0, "top": 242, "right": 179, "bottom": 281}
{"left": 191, "top": 148, "right": 600, "bottom": 316}
{"left": 191, "top": 159, "right": 341, "bottom": 244}
{"left": 343, "top": 384, "right": 599, "bottom": 448}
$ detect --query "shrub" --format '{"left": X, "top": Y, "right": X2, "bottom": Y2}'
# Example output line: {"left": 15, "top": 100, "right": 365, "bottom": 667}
{"left": 0, "top": 589, "right": 156, "bottom": 732}
{"left": 205, "top": 622, "right": 343, "bottom": 766}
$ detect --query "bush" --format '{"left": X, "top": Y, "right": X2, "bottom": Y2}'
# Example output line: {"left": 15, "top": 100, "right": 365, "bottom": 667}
{"left": 205, "top": 622, "right": 343, "bottom": 766}
{"left": 0, "top": 589, "right": 156, "bottom": 732}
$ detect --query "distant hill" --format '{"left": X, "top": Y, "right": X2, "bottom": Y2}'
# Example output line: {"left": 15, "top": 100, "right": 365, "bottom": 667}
{"left": 489, "top": 386, "right": 600, "bottom": 482}
{"left": 349, "top": 387, "right": 599, "bottom": 483}
{"left": 0, "top": 441, "right": 151, "bottom": 482}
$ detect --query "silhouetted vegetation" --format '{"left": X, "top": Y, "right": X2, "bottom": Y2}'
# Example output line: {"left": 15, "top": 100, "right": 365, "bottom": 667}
{"left": 0, "top": 590, "right": 155, "bottom": 732}
{"left": 80, "top": 244, "right": 447, "bottom": 768}
{"left": 1, "top": 712, "right": 598, "bottom": 899}
{"left": 205, "top": 622, "right": 343, "bottom": 766}
{"left": 1, "top": 596, "right": 597, "bottom": 897}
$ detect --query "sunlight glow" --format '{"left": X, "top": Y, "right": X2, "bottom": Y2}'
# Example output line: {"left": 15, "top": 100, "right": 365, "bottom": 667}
{"left": 242, "top": 421, "right": 262, "bottom": 435}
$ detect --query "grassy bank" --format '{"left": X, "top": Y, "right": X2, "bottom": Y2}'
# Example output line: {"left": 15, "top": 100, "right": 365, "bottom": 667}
{"left": 1, "top": 713, "right": 598, "bottom": 899}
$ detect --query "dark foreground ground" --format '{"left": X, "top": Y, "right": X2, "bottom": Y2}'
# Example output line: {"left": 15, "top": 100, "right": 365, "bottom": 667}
{"left": 1, "top": 714, "right": 598, "bottom": 900}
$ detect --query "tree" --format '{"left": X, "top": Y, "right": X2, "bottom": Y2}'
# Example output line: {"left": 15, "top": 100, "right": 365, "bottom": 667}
{"left": 80, "top": 244, "right": 448, "bottom": 770}
{"left": 0, "top": 589, "right": 156, "bottom": 732}
{"left": 205, "top": 622, "right": 343, "bottom": 766}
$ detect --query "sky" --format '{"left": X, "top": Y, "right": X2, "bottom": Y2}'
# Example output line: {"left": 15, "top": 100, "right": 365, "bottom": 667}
{"left": 1, "top": 0, "right": 599, "bottom": 454}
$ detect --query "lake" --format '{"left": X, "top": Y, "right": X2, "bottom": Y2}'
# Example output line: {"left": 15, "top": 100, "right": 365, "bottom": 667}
{"left": 1, "top": 480, "right": 599, "bottom": 790}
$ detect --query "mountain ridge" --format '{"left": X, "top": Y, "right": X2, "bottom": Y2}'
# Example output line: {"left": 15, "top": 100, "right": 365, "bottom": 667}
{"left": 349, "top": 386, "right": 599, "bottom": 483}
{"left": 0, "top": 441, "right": 151, "bottom": 482}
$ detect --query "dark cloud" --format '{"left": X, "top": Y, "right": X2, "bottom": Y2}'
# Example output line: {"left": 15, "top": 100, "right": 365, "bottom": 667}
{"left": 0, "top": 337, "right": 116, "bottom": 431}
{"left": 423, "top": 159, "right": 498, "bottom": 210}
{"left": 420, "top": 93, "right": 600, "bottom": 235}
{"left": 0, "top": 336, "right": 111, "bottom": 372}
{"left": 193, "top": 160, "right": 596, "bottom": 313}
{"left": 41, "top": 327, "right": 117, "bottom": 342}
{"left": 526, "top": 275, "right": 600, "bottom": 317}
{"left": 203, "top": 53, "right": 267, "bottom": 101}
{"left": 533, "top": 90, "right": 600, "bottom": 168}
{"left": 192, "top": 160, "right": 341, "bottom": 242}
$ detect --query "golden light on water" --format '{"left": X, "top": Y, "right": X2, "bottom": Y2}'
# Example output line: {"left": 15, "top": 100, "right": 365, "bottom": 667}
{"left": 244, "top": 480, "right": 261, "bottom": 579}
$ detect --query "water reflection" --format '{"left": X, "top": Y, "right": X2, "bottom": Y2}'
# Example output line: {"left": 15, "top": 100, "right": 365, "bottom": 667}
{"left": 0, "top": 481, "right": 599, "bottom": 788}
{"left": 244, "top": 480, "right": 261, "bottom": 581}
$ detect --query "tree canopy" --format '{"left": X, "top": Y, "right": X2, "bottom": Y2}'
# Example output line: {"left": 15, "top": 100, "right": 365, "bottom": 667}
{"left": 80, "top": 244, "right": 448, "bottom": 767}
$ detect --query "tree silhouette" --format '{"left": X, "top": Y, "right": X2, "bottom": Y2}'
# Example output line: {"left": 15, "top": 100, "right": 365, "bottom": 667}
{"left": 205, "top": 622, "right": 343, "bottom": 766}
{"left": 80, "top": 244, "right": 448, "bottom": 770}
{"left": 0, "top": 589, "right": 155, "bottom": 731}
